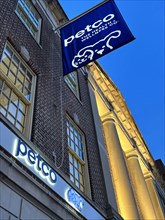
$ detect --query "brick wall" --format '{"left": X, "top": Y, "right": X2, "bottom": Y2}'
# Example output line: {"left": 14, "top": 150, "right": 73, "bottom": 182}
{"left": 0, "top": 0, "right": 107, "bottom": 212}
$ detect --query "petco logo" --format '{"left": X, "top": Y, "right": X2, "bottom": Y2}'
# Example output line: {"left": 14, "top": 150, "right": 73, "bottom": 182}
{"left": 61, "top": 0, "right": 135, "bottom": 75}
{"left": 63, "top": 13, "right": 121, "bottom": 69}
{"left": 72, "top": 30, "right": 121, "bottom": 68}
{"left": 66, "top": 188, "right": 84, "bottom": 212}
{"left": 64, "top": 13, "right": 115, "bottom": 47}
{"left": 13, "top": 140, "right": 57, "bottom": 185}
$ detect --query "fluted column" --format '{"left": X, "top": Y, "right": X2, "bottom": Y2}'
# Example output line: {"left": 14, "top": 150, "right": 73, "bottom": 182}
{"left": 145, "top": 173, "right": 165, "bottom": 219}
{"left": 126, "top": 151, "right": 157, "bottom": 219}
{"left": 102, "top": 118, "right": 140, "bottom": 220}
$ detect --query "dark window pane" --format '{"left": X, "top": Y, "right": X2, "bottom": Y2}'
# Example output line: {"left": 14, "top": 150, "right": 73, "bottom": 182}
{"left": 27, "top": 71, "right": 32, "bottom": 82}
{"left": 5, "top": 46, "right": 13, "bottom": 57}
{"left": 13, "top": 55, "right": 19, "bottom": 66}
{"left": 20, "top": 63, "right": 26, "bottom": 73}
{"left": 0, "top": 79, "right": 3, "bottom": 90}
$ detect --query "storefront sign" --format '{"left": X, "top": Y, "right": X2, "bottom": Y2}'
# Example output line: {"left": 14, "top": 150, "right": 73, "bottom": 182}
{"left": 0, "top": 122, "right": 105, "bottom": 220}
{"left": 61, "top": 0, "right": 135, "bottom": 74}
{"left": 14, "top": 140, "right": 57, "bottom": 185}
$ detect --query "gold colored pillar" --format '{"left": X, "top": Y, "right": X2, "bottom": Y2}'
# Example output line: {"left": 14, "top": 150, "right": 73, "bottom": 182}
{"left": 127, "top": 151, "right": 157, "bottom": 219}
{"left": 102, "top": 118, "right": 140, "bottom": 220}
{"left": 145, "top": 173, "right": 165, "bottom": 219}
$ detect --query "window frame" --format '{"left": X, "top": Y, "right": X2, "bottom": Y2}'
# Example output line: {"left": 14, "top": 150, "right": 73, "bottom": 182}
{"left": 69, "top": 150, "right": 85, "bottom": 192}
{"left": 15, "top": 0, "right": 42, "bottom": 43}
{"left": 66, "top": 116, "right": 91, "bottom": 197}
{"left": 0, "top": 80, "right": 28, "bottom": 133}
{"left": 0, "top": 42, "right": 36, "bottom": 138}
{"left": 64, "top": 71, "right": 80, "bottom": 99}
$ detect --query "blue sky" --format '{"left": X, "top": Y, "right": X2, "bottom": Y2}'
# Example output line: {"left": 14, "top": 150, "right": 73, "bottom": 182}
{"left": 59, "top": 0, "right": 165, "bottom": 163}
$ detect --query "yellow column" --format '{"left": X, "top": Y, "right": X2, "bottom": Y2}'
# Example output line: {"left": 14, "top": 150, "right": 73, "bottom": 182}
{"left": 145, "top": 173, "right": 165, "bottom": 219}
{"left": 126, "top": 151, "right": 157, "bottom": 219}
{"left": 102, "top": 118, "right": 140, "bottom": 220}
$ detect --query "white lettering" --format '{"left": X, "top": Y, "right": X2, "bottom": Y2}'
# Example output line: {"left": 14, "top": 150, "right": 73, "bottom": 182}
{"left": 84, "top": 25, "right": 92, "bottom": 32}
{"left": 64, "top": 13, "right": 115, "bottom": 47}
{"left": 64, "top": 35, "right": 74, "bottom": 47}
{"left": 42, "top": 162, "right": 49, "bottom": 176}
{"left": 92, "top": 20, "right": 102, "bottom": 28}
{"left": 75, "top": 30, "right": 85, "bottom": 38}
{"left": 15, "top": 140, "right": 57, "bottom": 185}
{"left": 103, "top": 14, "right": 115, "bottom": 22}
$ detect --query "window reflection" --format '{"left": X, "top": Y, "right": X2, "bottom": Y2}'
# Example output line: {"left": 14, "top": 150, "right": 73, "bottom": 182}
{"left": 0, "top": 46, "right": 33, "bottom": 101}
{"left": 64, "top": 71, "right": 79, "bottom": 98}
{"left": 19, "top": 100, "right": 26, "bottom": 112}
{"left": 18, "top": 71, "right": 25, "bottom": 83}
{"left": 0, "top": 43, "right": 35, "bottom": 135}
{"left": 0, "top": 80, "right": 27, "bottom": 132}
{"left": 7, "top": 114, "right": 15, "bottom": 124}
{"left": 16, "top": 122, "right": 23, "bottom": 132}
{"left": 17, "top": 110, "right": 25, "bottom": 125}
{"left": 8, "top": 102, "right": 17, "bottom": 117}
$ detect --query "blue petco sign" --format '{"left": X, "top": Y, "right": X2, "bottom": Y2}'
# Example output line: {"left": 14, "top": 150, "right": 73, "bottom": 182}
{"left": 0, "top": 122, "right": 105, "bottom": 219}
{"left": 61, "top": 0, "right": 135, "bottom": 75}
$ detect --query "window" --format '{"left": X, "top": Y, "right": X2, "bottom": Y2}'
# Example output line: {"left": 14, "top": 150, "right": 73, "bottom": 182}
{"left": 0, "top": 81, "right": 27, "bottom": 132}
{"left": 16, "top": 0, "right": 41, "bottom": 42}
{"left": 0, "top": 43, "right": 36, "bottom": 136}
{"left": 67, "top": 118, "right": 88, "bottom": 193}
{"left": 69, "top": 153, "right": 84, "bottom": 191}
{"left": 64, "top": 71, "right": 80, "bottom": 98}
{"left": 1, "top": 45, "right": 33, "bottom": 101}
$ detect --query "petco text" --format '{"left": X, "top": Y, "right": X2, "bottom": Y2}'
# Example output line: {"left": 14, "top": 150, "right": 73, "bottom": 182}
{"left": 64, "top": 13, "right": 115, "bottom": 47}
{"left": 14, "top": 140, "right": 57, "bottom": 185}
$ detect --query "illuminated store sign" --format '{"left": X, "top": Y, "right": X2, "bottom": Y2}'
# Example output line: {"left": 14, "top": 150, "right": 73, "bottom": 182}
{"left": 66, "top": 188, "right": 84, "bottom": 212}
{"left": 14, "top": 140, "right": 57, "bottom": 185}
{"left": 0, "top": 122, "right": 104, "bottom": 220}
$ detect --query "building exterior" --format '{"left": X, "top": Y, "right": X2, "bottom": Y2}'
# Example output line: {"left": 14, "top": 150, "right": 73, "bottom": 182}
{"left": 0, "top": 0, "right": 164, "bottom": 220}
{"left": 87, "top": 62, "right": 165, "bottom": 219}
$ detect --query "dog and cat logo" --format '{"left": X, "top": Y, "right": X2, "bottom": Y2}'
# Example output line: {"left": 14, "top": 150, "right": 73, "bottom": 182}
{"left": 72, "top": 30, "right": 121, "bottom": 68}
{"left": 61, "top": 0, "right": 135, "bottom": 74}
